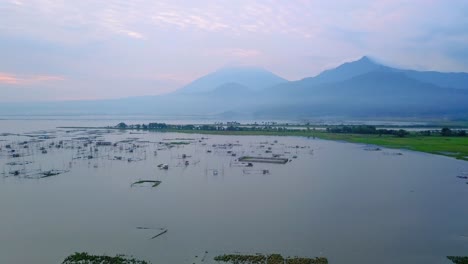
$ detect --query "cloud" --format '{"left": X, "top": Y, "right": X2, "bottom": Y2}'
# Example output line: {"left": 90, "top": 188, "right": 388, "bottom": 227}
{"left": 10, "top": 0, "right": 24, "bottom": 6}
{"left": 0, "top": 73, "right": 19, "bottom": 84}
{"left": 121, "top": 30, "right": 145, "bottom": 39}
{"left": 1, "top": 0, "right": 468, "bottom": 101}
{"left": 208, "top": 48, "right": 261, "bottom": 58}
{"left": 0, "top": 72, "right": 65, "bottom": 85}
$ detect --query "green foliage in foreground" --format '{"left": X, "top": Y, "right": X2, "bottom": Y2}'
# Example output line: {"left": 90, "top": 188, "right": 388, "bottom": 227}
{"left": 448, "top": 256, "right": 468, "bottom": 264}
{"left": 214, "top": 254, "right": 328, "bottom": 264}
{"left": 62, "top": 252, "right": 149, "bottom": 264}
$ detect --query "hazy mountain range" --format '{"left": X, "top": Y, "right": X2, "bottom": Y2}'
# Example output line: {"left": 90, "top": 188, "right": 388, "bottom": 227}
{"left": 1, "top": 56, "right": 467, "bottom": 119}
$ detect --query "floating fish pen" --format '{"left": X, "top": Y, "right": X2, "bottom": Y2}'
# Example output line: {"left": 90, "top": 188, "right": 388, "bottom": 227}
{"left": 96, "top": 141, "right": 112, "bottom": 146}
{"left": 131, "top": 180, "right": 161, "bottom": 187}
{"left": 243, "top": 169, "right": 270, "bottom": 175}
{"left": 150, "top": 229, "right": 167, "bottom": 239}
{"left": 157, "top": 163, "right": 169, "bottom": 170}
{"left": 238, "top": 156, "right": 288, "bottom": 164}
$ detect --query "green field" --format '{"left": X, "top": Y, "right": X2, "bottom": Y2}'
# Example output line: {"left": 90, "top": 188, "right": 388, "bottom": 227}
{"left": 311, "top": 132, "right": 468, "bottom": 161}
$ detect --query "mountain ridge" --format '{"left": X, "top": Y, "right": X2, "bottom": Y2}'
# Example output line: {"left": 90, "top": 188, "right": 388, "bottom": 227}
{"left": 174, "top": 66, "right": 288, "bottom": 94}
{"left": 1, "top": 56, "right": 467, "bottom": 118}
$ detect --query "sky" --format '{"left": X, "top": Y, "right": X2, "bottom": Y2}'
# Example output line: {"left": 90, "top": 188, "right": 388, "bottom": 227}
{"left": 1, "top": 0, "right": 468, "bottom": 102}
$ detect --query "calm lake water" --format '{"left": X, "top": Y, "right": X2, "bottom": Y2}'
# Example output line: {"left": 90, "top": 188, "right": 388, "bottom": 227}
{"left": 0, "top": 120, "right": 467, "bottom": 264}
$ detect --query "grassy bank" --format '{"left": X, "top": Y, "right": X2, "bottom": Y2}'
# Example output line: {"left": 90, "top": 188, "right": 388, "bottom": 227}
{"left": 313, "top": 132, "right": 468, "bottom": 161}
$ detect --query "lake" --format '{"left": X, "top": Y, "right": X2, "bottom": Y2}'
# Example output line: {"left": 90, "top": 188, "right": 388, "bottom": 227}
{"left": 0, "top": 120, "right": 467, "bottom": 264}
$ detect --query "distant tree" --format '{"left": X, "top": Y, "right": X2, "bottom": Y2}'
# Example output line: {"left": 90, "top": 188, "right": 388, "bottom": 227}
{"left": 148, "top": 123, "right": 168, "bottom": 129}
{"left": 117, "top": 122, "right": 128, "bottom": 129}
{"left": 456, "top": 130, "right": 466, "bottom": 137}
{"left": 395, "top": 129, "right": 409, "bottom": 138}
{"left": 419, "top": 130, "right": 431, "bottom": 136}
{"left": 441, "top": 127, "right": 452, "bottom": 136}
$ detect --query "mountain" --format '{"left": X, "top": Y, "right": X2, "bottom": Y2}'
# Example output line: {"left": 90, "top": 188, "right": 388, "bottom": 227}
{"left": 205, "top": 82, "right": 253, "bottom": 97}
{"left": 175, "top": 66, "right": 287, "bottom": 94}
{"left": 298, "top": 56, "right": 468, "bottom": 90}
{"left": 402, "top": 70, "right": 468, "bottom": 90}
{"left": 256, "top": 62, "right": 468, "bottom": 118}
{"left": 301, "top": 56, "right": 388, "bottom": 84}
{"left": 1, "top": 57, "right": 467, "bottom": 119}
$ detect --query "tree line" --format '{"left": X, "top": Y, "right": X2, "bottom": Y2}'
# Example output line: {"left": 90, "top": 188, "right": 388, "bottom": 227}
{"left": 115, "top": 122, "right": 466, "bottom": 137}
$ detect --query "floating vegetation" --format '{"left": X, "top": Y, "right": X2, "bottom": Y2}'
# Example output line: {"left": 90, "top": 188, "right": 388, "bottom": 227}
{"left": 214, "top": 254, "right": 327, "bottom": 264}
{"left": 40, "top": 169, "right": 68, "bottom": 178}
{"left": 166, "top": 141, "right": 191, "bottom": 145}
{"left": 163, "top": 138, "right": 196, "bottom": 141}
{"left": 157, "top": 164, "right": 169, "bottom": 170}
{"left": 6, "top": 161, "right": 33, "bottom": 166}
{"left": 239, "top": 156, "right": 288, "bottom": 164}
{"left": 62, "top": 252, "right": 150, "bottom": 264}
{"left": 127, "top": 157, "right": 144, "bottom": 163}
{"left": 457, "top": 172, "right": 468, "bottom": 180}
{"left": 447, "top": 256, "right": 468, "bottom": 264}
{"left": 285, "top": 257, "right": 328, "bottom": 264}
{"left": 267, "top": 254, "right": 284, "bottom": 264}
{"left": 2, "top": 168, "right": 68, "bottom": 179}
{"left": 363, "top": 146, "right": 381, "bottom": 151}
{"left": 383, "top": 152, "right": 403, "bottom": 156}
{"left": 131, "top": 180, "right": 161, "bottom": 188}
{"left": 10, "top": 170, "right": 21, "bottom": 176}
{"left": 214, "top": 254, "right": 266, "bottom": 264}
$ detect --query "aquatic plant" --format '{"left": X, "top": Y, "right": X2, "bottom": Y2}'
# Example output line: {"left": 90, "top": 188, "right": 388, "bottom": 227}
{"left": 167, "top": 141, "right": 190, "bottom": 145}
{"left": 448, "top": 256, "right": 468, "bottom": 264}
{"left": 214, "top": 254, "right": 328, "bottom": 264}
{"left": 214, "top": 254, "right": 266, "bottom": 264}
{"left": 62, "top": 252, "right": 150, "bottom": 264}
{"left": 267, "top": 254, "right": 284, "bottom": 264}
{"left": 285, "top": 257, "right": 328, "bottom": 264}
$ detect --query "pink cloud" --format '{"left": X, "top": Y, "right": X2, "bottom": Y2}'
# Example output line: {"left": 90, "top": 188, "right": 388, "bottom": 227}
{"left": 0, "top": 72, "right": 65, "bottom": 85}
{"left": 0, "top": 73, "right": 20, "bottom": 84}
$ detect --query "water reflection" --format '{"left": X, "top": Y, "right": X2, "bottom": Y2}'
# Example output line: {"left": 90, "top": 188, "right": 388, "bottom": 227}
{"left": 0, "top": 122, "right": 467, "bottom": 264}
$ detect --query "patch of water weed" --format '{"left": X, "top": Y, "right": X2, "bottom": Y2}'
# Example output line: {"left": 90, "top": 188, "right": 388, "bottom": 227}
{"left": 62, "top": 252, "right": 150, "bottom": 264}
{"left": 214, "top": 254, "right": 327, "bottom": 264}
{"left": 448, "top": 256, "right": 468, "bottom": 264}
